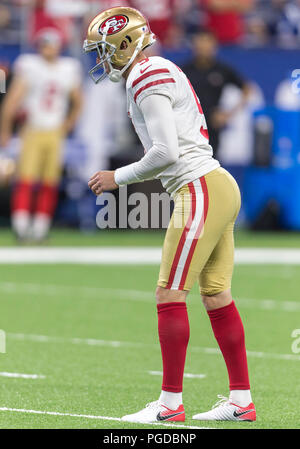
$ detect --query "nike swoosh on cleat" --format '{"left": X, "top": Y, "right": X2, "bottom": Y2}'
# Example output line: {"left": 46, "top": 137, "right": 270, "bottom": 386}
{"left": 156, "top": 411, "right": 184, "bottom": 421}
{"left": 233, "top": 409, "right": 255, "bottom": 418}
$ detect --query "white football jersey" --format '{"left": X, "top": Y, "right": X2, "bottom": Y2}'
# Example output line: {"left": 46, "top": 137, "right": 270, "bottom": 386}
{"left": 13, "top": 54, "right": 82, "bottom": 130}
{"left": 126, "top": 56, "right": 220, "bottom": 195}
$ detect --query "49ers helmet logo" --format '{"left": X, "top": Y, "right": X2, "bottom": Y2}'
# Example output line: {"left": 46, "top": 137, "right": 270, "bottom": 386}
{"left": 99, "top": 15, "right": 128, "bottom": 35}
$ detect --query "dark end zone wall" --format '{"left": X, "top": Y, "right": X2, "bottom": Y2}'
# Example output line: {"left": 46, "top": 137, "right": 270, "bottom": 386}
{"left": 217, "top": 45, "right": 299, "bottom": 105}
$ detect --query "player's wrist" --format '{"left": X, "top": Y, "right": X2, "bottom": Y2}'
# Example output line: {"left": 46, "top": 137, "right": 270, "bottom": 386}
{"left": 115, "top": 166, "right": 133, "bottom": 186}
{"left": 113, "top": 170, "right": 120, "bottom": 187}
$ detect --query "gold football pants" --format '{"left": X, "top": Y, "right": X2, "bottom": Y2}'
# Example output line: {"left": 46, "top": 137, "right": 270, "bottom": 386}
{"left": 158, "top": 168, "right": 241, "bottom": 295}
{"left": 17, "top": 128, "right": 63, "bottom": 185}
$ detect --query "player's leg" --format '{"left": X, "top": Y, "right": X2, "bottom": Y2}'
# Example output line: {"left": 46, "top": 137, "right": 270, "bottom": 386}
{"left": 11, "top": 129, "right": 42, "bottom": 241}
{"left": 121, "top": 169, "right": 249, "bottom": 423}
{"left": 31, "top": 130, "right": 62, "bottom": 242}
{"left": 193, "top": 170, "right": 255, "bottom": 421}
{"left": 155, "top": 286, "right": 189, "bottom": 414}
{"left": 122, "top": 184, "right": 199, "bottom": 423}
{"left": 155, "top": 180, "right": 212, "bottom": 419}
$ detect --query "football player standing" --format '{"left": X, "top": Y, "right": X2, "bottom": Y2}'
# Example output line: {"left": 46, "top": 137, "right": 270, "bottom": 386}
{"left": 0, "top": 29, "right": 83, "bottom": 243}
{"left": 85, "top": 7, "right": 256, "bottom": 423}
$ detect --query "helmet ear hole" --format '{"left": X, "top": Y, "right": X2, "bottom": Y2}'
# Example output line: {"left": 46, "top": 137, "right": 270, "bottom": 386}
{"left": 120, "top": 40, "right": 128, "bottom": 50}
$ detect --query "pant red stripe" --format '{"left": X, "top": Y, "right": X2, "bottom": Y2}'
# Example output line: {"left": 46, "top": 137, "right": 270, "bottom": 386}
{"left": 200, "top": 177, "right": 209, "bottom": 221}
{"left": 165, "top": 182, "right": 196, "bottom": 289}
{"left": 178, "top": 177, "right": 209, "bottom": 289}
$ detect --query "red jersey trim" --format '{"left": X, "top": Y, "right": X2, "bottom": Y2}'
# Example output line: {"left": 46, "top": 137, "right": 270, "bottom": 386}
{"left": 134, "top": 78, "right": 175, "bottom": 103}
{"left": 132, "top": 69, "right": 170, "bottom": 88}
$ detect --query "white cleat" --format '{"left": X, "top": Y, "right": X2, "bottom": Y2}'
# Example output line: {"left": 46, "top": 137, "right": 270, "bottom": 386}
{"left": 121, "top": 400, "right": 185, "bottom": 423}
{"left": 192, "top": 395, "right": 256, "bottom": 422}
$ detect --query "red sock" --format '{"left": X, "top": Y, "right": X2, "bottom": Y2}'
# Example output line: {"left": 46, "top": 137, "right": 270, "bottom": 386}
{"left": 207, "top": 301, "right": 250, "bottom": 390}
{"left": 157, "top": 302, "right": 190, "bottom": 393}
{"left": 35, "top": 183, "right": 58, "bottom": 217}
{"left": 11, "top": 181, "right": 33, "bottom": 213}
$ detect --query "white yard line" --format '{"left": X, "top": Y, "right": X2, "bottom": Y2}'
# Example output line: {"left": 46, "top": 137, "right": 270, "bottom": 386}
{"left": 0, "top": 247, "right": 162, "bottom": 264}
{"left": 1, "top": 247, "right": 300, "bottom": 264}
{"left": 7, "top": 332, "right": 300, "bottom": 362}
{"left": 8, "top": 332, "right": 145, "bottom": 349}
{"left": 1, "top": 281, "right": 299, "bottom": 312}
{"left": 0, "top": 372, "right": 45, "bottom": 379}
{"left": 191, "top": 346, "right": 300, "bottom": 362}
{"left": 0, "top": 407, "right": 210, "bottom": 429}
{"left": 148, "top": 371, "right": 206, "bottom": 379}
{"left": 235, "top": 248, "right": 300, "bottom": 264}
{"left": 235, "top": 297, "right": 300, "bottom": 312}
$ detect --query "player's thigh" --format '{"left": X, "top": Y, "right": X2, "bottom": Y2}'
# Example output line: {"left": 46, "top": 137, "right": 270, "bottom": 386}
{"left": 41, "top": 130, "right": 63, "bottom": 184}
{"left": 199, "top": 222, "right": 235, "bottom": 296}
{"left": 159, "top": 182, "right": 204, "bottom": 291}
{"left": 199, "top": 168, "right": 241, "bottom": 296}
{"left": 158, "top": 184, "right": 191, "bottom": 291}
{"left": 17, "top": 129, "right": 45, "bottom": 182}
{"left": 158, "top": 173, "right": 223, "bottom": 292}
{"left": 158, "top": 168, "right": 240, "bottom": 293}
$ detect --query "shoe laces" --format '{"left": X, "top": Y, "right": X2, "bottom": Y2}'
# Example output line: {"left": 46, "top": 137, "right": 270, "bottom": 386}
{"left": 145, "top": 400, "right": 160, "bottom": 409}
{"left": 212, "top": 395, "right": 230, "bottom": 409}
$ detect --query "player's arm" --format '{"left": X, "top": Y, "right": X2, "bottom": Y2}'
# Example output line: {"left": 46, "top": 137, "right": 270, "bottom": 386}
{"left": 232, "top": 82, "right": 252, "bottom": 111}
{"left": 62, "top": 86, "right": 83, "bottom": 136}
{"left": 211, "top": 82, "right": 252, "bottom": 129}
{"left": 0, "top": 76, "right": 27, "bottom": 148}
{"left": 211, "top": 61, "right": 253, "bottom": 129}
{"left": 88, "top": 94, "right": 179, "bottom": 195}
{"left": 115, "top": 94, "right": 179, "bottom": 183}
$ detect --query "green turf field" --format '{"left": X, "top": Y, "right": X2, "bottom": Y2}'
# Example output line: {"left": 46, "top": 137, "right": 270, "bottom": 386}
{"left": 0, "top": 228, "right": 299, "bottom": 429}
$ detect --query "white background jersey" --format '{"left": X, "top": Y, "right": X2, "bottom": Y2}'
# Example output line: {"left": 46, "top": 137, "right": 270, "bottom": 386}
{"left": 13, "top": 54, "right": 82, "bottom": 130}
{"left": 125, "top": 56, "right": 220, "bottom": 194}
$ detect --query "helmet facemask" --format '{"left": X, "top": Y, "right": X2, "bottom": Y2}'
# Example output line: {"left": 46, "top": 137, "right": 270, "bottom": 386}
{"left": 83, "top": 38, "right": 117, "bottom": 84}
{"left": 83, "top": 28, "right": 145, "bottom": 84}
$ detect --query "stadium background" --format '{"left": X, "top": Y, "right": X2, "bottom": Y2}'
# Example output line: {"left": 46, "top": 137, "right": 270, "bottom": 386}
{"left": 1, "top": 0, "right": 300, "bottom": 230}
{"left": 0, "top": 0, "right": 299, "bottom": 430}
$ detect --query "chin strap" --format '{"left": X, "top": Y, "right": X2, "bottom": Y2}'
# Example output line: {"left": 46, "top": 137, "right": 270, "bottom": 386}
{"left": 107, "top": 33, "right": 146, "bottom": 83}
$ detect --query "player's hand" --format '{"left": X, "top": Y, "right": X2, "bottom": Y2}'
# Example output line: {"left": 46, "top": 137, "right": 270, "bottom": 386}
{"left": 61, "top": 119, "right": 74, "bottom": 136}
{"left": 88, "top": 170, "right": 119, "bottom": 195}
{"left": 211, "top": 110, "right": 232, "bottom": 129}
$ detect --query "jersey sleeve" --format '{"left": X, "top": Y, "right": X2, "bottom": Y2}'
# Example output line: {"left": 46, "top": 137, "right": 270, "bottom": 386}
{"left": 130, "top": 61, "right": 177, "bottom": 108}
{"left": 114, "top": 93, "right": 179, "bottom": 186}
{"left": 12, "top": 54, "right": 36, "bottom": 84}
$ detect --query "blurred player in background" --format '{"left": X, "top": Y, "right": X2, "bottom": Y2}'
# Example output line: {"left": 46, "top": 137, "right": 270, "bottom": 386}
{"left": 0, "top": 28, "right": 82, "bottom": 242}
{"left": 182, "top": 30, "right": 251, "bottom": 158}
{"left": 85, "top": 7, "right": 255, "bottom": 423}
